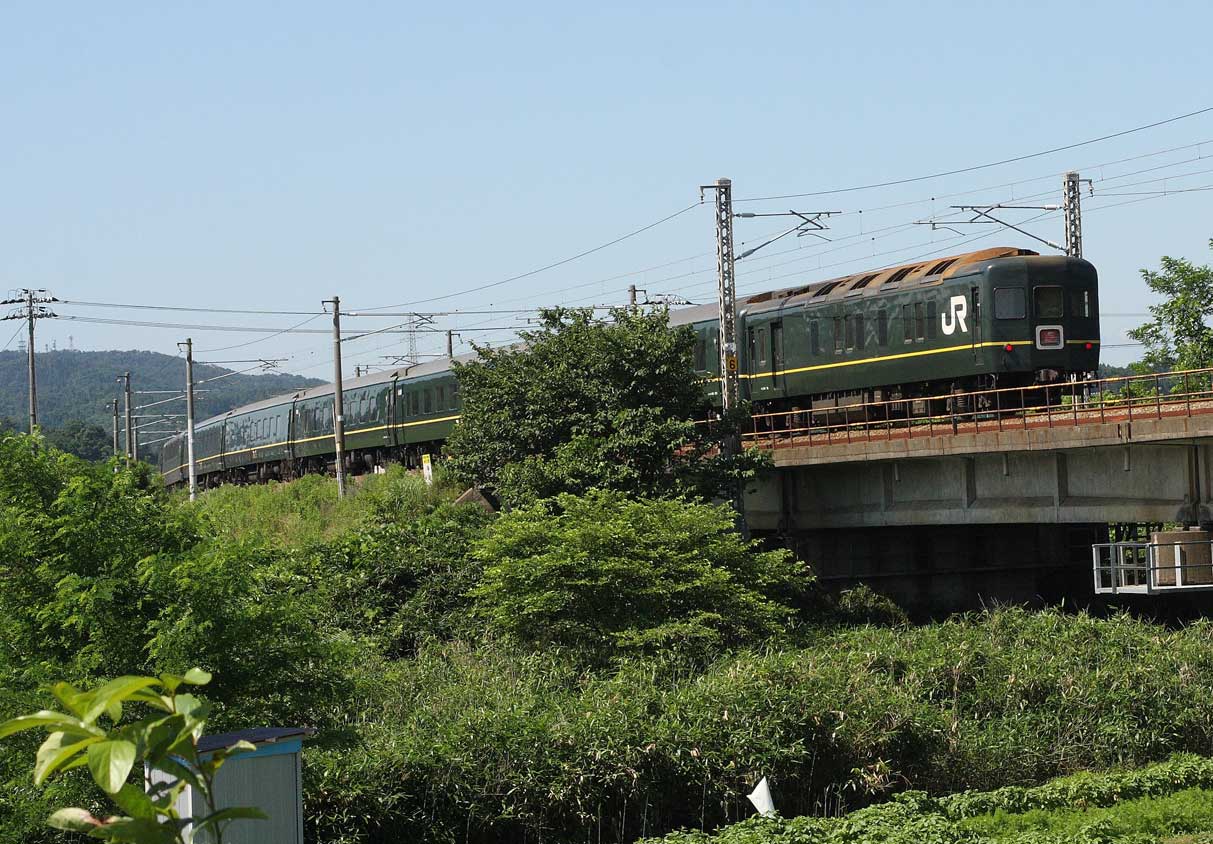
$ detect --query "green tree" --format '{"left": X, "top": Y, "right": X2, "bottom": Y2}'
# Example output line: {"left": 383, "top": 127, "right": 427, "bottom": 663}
{"left": 444, "top": 307, "right": 765, "bottom": 507}
{"left": 471, "top": 490, "right": 809, "bottom": 662}
{"left": 0, "top": 669, "right": 264, "bottom": 843}
{"left": 47, "top": 420, "right": 113, "bottom": 462}
{"left": 1128, "top": 239, "right": 1213, "bottom": 371}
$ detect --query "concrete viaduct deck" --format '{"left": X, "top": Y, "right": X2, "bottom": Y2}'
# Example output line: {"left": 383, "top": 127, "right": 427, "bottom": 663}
{"left": 742, "top": 384, "right": 1213, "bottom": 532}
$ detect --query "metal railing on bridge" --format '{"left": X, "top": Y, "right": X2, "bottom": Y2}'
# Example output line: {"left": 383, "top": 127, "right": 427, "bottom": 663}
{"left": 741, "top": 367, "right": 1213, "bottom": 450}
{"left": 1093, "top": 535, "right": 1213, "bottom": 595}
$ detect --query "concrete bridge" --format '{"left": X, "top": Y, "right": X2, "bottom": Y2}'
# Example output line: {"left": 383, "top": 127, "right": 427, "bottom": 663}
{"left": 738, "top": 372, "right": 1213, "bottom": 611}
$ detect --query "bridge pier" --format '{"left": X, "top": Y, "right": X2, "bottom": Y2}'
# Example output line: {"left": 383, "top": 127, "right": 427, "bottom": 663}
{"left": 744, "top": 412, "right": 1213, "bottom": 612}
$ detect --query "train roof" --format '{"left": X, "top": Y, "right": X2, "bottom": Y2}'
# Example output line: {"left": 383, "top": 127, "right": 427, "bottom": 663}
{"left": 667, "top": 247, "right": 1041, "bottom": 324}
{"left": 191, "top": 247, "right": 1056, "bottom": 432}
{"left": 193, "top": 352, "right": 476, "bottom": 429}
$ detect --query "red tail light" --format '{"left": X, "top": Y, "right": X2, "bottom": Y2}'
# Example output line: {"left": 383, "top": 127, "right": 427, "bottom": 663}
{"left": 1084, "top": 342, "right": 1093, "bottom": 350}
{"left": 1003, "top": 344, "right": 1014, "bottom": 352}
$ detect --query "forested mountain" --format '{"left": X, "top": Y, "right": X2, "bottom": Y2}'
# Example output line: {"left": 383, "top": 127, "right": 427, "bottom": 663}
{"left": 0, "top": 349, "right": 322, "bottom": 457}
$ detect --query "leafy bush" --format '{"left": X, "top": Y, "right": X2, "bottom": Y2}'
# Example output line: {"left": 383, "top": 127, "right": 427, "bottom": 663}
{"left": 471, "top": 490, "right": 809, "bottom": 662}
{"left": 444, "top": 307, "right": 766, "bottom": 507}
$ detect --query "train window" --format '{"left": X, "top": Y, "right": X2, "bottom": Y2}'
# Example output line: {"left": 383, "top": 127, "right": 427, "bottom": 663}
{"left": 809, "top": 320, "right": 821, "bottom": 356}
{"left": 1072, "top": 289, "right": 1092, "bottom": 318}
{"left": 915, "top": 302, "right": 926, "bottom": 342}
{"left": 772, "top": 322, "right": 784, "bottom": 370}
{"left": 436, "top": 386, "right": 446, "bottom": 409}
{"left": 833, "top": 316, "right": 844, "bottom": 353}
{"left": 902, "top": 305, "right": 913, "bottom": 344}
{"left": 451, "top": 381, "right": 460, "bottom": 406}
{"left": 694, "top": 335, "right": 706, "bottom": 370}
{"left": 409, "top": 391, "right": 419, "bottom": 416}
{"left": 849, "top": 314, "right": 864, "bottom": 351}
{"left": 927, "top": 301, "right": 938, "bottom": 340}
{"left": 926, "top": 258, "right": 958, "bottom": 277}
{"left": 1035, "top": 286, "right": 1064, "bottom": 319}
{"left": 877, "top": 310, "right": 889, "bottom": 346}
{"left": 994, "top": 288, "right": 1026, "bottom": 319}
{"left": 750, "top": 327, "right": 768, "bottom": 366}
{"left": 424, "top": 389, "right": 433, "bottom": 414}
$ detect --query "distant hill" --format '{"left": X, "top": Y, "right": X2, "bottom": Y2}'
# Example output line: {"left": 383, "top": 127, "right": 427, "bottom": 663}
{"left": 0, "top": 349, "right": 323, "bottom": 456}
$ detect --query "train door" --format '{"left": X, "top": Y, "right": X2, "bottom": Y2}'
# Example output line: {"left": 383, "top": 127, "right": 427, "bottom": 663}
{"left": 971, "top": 285, "right": 982, "bottom": 364}
{"left": 771, "top": 320, "right": 785, "bottom": 396}
{"left": 748, "top": 321, "right": 783, "bottom": 399}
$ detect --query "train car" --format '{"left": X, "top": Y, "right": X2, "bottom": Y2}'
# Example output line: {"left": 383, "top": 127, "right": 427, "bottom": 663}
{"left": 160, "top": 356, "right": 469, "bottom": 486}
{"left": 673, "top": 246, "right": 1099, "bottom": 416}
{"left": 221, "top": 395, "right": 294, "bottom": 482}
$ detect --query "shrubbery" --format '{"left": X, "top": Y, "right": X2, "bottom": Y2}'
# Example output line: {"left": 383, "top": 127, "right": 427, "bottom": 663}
{"left": 641, "top": 754, "right": 1213, "bottom": 843}
{"left": 472, "top": 490, "right": 809, "bottom": 663}
{"left": 8, "top": 435, "right": 1213, "bottom": 843}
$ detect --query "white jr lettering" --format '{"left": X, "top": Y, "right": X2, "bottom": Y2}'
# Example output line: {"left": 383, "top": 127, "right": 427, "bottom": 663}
{"left": 941, "top": 295, "right": 969, "bottom": 336}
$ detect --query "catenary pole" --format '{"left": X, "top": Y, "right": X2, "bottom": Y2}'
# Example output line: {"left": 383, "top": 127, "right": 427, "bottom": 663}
{"left": 120, "top": 373, "right": 134, "bottom": 464}
{"left": 324, "top": 296, "right": 348, "bottom": 498}
{"left": 702, "top": 178, "right": 740, "bottom": 412}
{"left": 180, "top": 338, "right": 198, "bottom": 501}
{"left": 699, "top": 177, "right": 747, "bottom": 535}
{"left": 1064, "top": 171, "right": 1085, "bottom": 258}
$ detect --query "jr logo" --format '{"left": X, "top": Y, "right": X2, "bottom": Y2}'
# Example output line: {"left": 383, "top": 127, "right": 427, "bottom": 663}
{"left": 941, "top": 294, "right": 969, "bottom": 336}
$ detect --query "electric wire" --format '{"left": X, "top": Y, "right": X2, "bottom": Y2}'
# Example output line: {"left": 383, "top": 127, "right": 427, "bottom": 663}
{"left": 353, "top": 201, "right": 704, "bottom": 311}
{"left": 735, "top": 105, "right": 1213, "bottom": 202}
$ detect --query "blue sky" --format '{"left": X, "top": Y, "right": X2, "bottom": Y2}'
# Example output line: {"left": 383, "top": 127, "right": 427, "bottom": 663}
{"left": 2, "top": 2, "right": 1211, "bottom": 373}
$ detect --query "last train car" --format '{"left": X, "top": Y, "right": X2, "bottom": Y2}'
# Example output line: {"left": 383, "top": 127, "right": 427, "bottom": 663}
{"left": 674, "top": 246, "right": 1100, "bottom": 414}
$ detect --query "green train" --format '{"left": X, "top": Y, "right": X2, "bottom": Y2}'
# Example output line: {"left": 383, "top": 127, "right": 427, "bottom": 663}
{"left": 160, "top": 357, "right": 464, "bottom": 488}
{"left": 160, "top": 246, "right": 1099, "bottom": 487}
{"left": 672, "top": 245, "right": 1099, "bottom": 416}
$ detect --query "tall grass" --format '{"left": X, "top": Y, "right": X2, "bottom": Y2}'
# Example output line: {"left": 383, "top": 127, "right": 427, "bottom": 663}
{"left": 304, "top": 610, "right": 1213, "bottom": 844}
{"left": 185, "top": 466, "right": 458, "bottom": 546}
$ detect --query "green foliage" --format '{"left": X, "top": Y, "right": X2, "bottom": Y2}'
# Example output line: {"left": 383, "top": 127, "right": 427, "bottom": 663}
{"left": 306, "top": 609, "right": 1213, "bottom": 843}
{"left": 471, "top": 490, "right": 808, "bottom": 662}
{"left": 0, "top": 669, "right": 264, "bottom": 843}
{"left": 0, "top": 348, "right": 322, "bottom": 455}
{"left": 45, "top": 420, "right": 112, "bottom": 462}
{"left": 1128, "top": 239, "right": 1213, "bottom": 372}
{"left": 831, "top": 585, "right": 910, "bottom": 627}
{"left": 0, "top": 435, "right": 197, "bottom": 679}
{"left": 642, "top": 755, "right": 1213, "bottom": 844}
{"left": 186, "top": 465, "right": 449, "bottom": 548}
{"left": 444, "top": 307, "right": 766, "bottom": 506}
{"left": 323, "top": 501, "right": 495, "bottom": 656}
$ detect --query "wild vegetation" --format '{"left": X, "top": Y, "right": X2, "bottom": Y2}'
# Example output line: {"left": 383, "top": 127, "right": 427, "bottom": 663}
{"left": 642, "top": 754, "right": 1213, "bottom": 843}
{"left": 5, "top": 287, "right": 1213, "bottom": 842}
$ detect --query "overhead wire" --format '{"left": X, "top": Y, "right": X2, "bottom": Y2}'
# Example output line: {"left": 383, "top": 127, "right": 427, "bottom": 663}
{"left": 734, "top": 105, "right": 1213, "bottom": 202}
{"left": 353, "top": 201, "right": 704, "bottom": 311}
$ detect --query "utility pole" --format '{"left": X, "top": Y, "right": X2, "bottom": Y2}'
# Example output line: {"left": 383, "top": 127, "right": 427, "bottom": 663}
{"left": 1063, "top": 171, "right": 1087, "bottom": 258}
{"left": 110, "top": 399, "right": 120, "bottom": 456}
{"left": 323, "top": 296, "right": 348, "bottom": 498}
{"left": 1, "top": 289, "right": 57, "bottom": 433}
{"left": 118, "top": 373, "right": 134, "bottom": 464}
{"left": 628, "top": 284, "right": 638, "bottom": 307}
{"left": 178, "top": 338, "right": 198, "bottom": 501}
{"left": 446, "top": 329, "right": 460, "bottom": 358}
{"left": 700, "top": 178, "right": 740, "bottom": 413}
